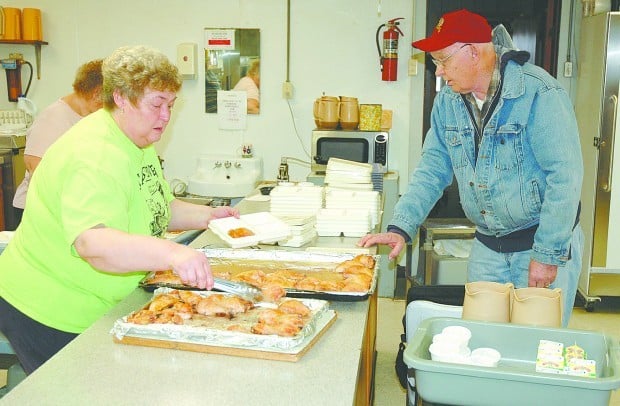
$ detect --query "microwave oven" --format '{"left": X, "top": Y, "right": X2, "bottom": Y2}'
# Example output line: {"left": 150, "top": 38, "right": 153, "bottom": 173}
{"left": 311, "top": 130, "right": 388, "bottom": 173}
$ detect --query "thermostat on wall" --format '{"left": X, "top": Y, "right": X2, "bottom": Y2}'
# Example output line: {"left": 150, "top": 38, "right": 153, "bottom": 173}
{"left": 177, "top": 43, "right": 197, "bottom": 80}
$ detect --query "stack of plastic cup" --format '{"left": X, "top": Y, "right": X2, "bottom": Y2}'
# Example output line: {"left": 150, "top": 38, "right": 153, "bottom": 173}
{"left": 428, "top": 325, "right": 472, "bottom": 364}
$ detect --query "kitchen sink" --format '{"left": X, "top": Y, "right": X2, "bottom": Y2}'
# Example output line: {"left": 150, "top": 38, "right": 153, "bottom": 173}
{"left": 187, "top": 154, "right": 262, "bottom": 198}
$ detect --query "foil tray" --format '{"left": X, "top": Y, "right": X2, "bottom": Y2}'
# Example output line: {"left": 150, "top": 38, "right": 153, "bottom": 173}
{"left": 139, "top": 248, "right": 378, "bottom": 301}
{"left": 111, "top": 287, "right": 333, "bottom": 352}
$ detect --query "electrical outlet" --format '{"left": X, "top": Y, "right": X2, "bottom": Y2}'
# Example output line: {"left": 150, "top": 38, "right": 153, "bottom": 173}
{"left": 564, "top": 61, "right": 573, "bottom": 78}
{"left": 282, "top": 81, "right": 294, "bottom": 99}
{"left": 408, "top": 56, "right": 417, "bottom": 76}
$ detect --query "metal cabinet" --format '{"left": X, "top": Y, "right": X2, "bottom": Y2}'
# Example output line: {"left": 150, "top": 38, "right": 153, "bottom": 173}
{"left": 416, "top": 218, "right": 475, "bottom": 286}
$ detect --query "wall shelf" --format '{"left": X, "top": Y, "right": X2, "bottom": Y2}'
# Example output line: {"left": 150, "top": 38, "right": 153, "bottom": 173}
{"left": 0, "top": 40, "right": 49, "bottom": 79}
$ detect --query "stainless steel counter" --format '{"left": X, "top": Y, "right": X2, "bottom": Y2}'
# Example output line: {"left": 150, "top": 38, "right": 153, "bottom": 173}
{"left": 1, "top": 194, "right": 377, "bottom": 405}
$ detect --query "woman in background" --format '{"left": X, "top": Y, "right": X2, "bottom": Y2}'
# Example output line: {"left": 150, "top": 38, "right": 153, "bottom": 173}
{"left": 0, "top": 45, "right": 238, "bottom": 374}
{"left": 233, "top": 58, "right": 260, "bottom": 114}
{"left": 12, "top": 59, "right": 104, "bottom": 226}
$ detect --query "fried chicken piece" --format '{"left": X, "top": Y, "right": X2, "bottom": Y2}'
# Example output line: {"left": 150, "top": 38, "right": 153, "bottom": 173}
{"left": 295, "top": 276, "right": 321, "bottom": 291}
{"left": 334, "top": 260, "right": 363, "bottom": 273}
{"left": 271, "top": 269, "right": 307, "bottom": 281}
{"left": 252, "top": 309, "right": 304, "bottom": 337}
{"left": 261, "top": 283, "right": 287, "bottom": 302}
{"left": 127, "top": 309, "right": 158, "bottom": 325}
{"left": 278, "top": 299, "right": 311, "bottom": 317}
{"left": 195, "top": 294, "right": 254, "bottom": 317}
{"left": 264, "top": 273, "right": 297, "bottom": 288}
{"left": 319, "top": 279, "right": 345, "bottom": 292}
{"left": 148, "top": 293, "right": 181, "bottom": 312}
{"left": 352, "top": 254, "right": 376, "bottom": 269}
{"left": 156, "top": 308, "right": 176, "bottom": 324}
{"left": 334, "top": 255, "right": 375, "bottom": 273}
{"left": 232, "top": 270, "right": 266, "bottom": 287}
{"left": 147, "top": 270, "right": 183, "bottom": 285}
{"left": 341, "top": 274, "right": 372, "bottom": 292}
{"left": 178, "top": 290, "right": 202, "bottom": 307}
{"left": 342, "top": 265, "right": 373, "bottom": 279}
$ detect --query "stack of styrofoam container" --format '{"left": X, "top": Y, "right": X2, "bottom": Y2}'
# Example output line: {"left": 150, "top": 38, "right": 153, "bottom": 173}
{"left": 277, "top": 215, "right": 317, "bottom": 247}
{"left": 315, "top": 208, "right": 372, "bottom": 237}
{"left": 324, "top": 158, "right": 373, "bottom": 191}
{"left": 269, "top": 182, "right": 324, "bottom": 217}
{"left": 325, "top": 188, "right": 382, "bottom": 228}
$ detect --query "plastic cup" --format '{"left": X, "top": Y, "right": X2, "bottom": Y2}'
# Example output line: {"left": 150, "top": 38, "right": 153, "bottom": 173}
{"left": 469, "top": 347, "right": 501, "bottom": 367}
{"left": 441, "top": 325, "right": 472, "bottom": 349}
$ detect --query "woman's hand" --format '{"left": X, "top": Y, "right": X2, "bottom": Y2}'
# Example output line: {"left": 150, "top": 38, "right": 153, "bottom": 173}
{"left": 169, "top": 244, "right": 214, "bottom": 290}
{"left": 209, "top": 206, "right": 240, "bottom": 222}
{"left": 357, "top": 232, "right": 406, "bottom": 260}
{"left": 168, "top": 199, "right": 239, "bottom": 231}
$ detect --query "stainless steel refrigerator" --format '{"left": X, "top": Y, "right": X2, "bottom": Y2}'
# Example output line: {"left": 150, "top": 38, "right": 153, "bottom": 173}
{"left": 575, "top": 12, "right": 620, "bottom": 310}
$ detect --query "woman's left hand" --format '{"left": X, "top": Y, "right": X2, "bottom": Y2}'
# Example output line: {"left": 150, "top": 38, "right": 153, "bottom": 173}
{"left": 209, "top": 206, "right": 240, "bottom": 221}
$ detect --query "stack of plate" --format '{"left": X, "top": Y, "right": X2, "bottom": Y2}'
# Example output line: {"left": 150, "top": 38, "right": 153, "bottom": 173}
{"left": 325, "top": 187, "right": 381, "bottom": 228}
{"left": 269, "top": 182, "right": 324, "bottom": 217}
{"left": 277, "top": 215, "right": 317, "bottom": 248}
{"left": 324, "top": 158, "right": 373, "bottom": 191}
{"left": 315, "top": 208, "right": 371, "bottom": 237}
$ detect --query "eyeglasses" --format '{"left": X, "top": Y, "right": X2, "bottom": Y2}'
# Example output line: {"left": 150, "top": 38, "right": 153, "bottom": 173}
{"left": 431, "top": 44, "right": 471, "bottom": 68}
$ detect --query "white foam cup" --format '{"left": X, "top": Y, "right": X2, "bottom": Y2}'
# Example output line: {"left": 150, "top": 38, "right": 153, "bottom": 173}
{"left": 469, "top": 347, "right": 501, "bottom": 367}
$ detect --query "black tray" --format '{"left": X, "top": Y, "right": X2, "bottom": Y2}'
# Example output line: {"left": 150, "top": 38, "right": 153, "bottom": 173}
{"left": 138, "top": 275, "right": 370, "bottom": 301}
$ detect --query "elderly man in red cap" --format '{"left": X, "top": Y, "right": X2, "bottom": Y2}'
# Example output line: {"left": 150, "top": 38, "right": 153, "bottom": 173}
{"left": 360, "top": 9, "right": 583, "bottom": 327}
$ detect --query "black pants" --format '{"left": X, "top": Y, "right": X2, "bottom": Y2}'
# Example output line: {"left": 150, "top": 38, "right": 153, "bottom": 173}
{"left": 0, "top": 297, "right": 77, "bottom": 374}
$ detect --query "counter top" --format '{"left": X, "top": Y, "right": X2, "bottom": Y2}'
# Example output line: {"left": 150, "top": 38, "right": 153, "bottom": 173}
{"left": 2, "top": 290, "right": 370, "bottom": 405}
{"left": 1, "top": 194, "right": 377, "bottom": 405}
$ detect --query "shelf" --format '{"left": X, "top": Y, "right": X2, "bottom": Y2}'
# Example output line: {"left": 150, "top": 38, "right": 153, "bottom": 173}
{"left": 0, "top": 40, "right": 49, "bottom": 79}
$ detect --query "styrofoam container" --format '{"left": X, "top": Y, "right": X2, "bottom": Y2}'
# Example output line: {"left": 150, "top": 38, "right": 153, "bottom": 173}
{"left": 208, "top": 212, "right": 290, "bottom": 248}
{"left": 404, "top": 317, "right": 620, "bottom": 406}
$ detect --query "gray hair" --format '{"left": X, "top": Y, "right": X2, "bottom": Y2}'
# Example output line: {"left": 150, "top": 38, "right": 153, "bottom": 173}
{"left": 102, "top": 45, "right": 182, "bottom": 110}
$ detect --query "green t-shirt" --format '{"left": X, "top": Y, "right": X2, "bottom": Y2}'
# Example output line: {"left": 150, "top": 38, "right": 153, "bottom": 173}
{"left": 0, "top": 109, "right": 173, "bottom": 333}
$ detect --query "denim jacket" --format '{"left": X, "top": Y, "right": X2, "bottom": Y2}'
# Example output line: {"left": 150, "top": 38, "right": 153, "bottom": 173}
{"left": 390, "top": 26, "right": 583, "bottom": 266}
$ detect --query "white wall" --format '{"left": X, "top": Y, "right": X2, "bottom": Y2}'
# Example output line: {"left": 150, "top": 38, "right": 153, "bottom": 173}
{"left": 0, "top": 0, "right": 414, "bottom": 190}
{"left": 0, "top": 0, "right": 579, "bottom": 194}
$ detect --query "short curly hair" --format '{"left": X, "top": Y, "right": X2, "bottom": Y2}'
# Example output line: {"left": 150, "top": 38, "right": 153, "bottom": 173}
{"left": 102, "top": 45, "right": 182, "bottom": 111}
{"left": 72, "top": 59, "right": 103, "bottom": 96}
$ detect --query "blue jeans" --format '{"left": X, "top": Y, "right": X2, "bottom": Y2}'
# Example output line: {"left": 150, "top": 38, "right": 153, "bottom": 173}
{"left": 467, "top": 225, "right": 583, "bottom": 327}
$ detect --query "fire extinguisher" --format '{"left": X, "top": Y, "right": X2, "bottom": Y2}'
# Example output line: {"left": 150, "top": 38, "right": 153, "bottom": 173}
{"left": 376, "top": 17, "right": 404, "bottom": 81}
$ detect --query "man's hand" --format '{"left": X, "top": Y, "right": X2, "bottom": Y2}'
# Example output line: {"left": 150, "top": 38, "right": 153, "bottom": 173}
{"left": 358, "top": 232, "right": 406, "bottom": 260}
{"left": 528, "top": 259, "right": 558, "bottom": 288}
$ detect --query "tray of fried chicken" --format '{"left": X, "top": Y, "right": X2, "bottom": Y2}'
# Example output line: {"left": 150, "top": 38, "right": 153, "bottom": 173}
{"left": 111, "top": 287, "right": 335, "bottom": 352}
{"left": 139, "top": 249, "right": 378, "bottom": 301}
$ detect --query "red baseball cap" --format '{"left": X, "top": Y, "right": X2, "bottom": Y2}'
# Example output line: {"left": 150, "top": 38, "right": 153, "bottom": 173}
{"left": 412, "top": 9, "right": 492, "bottom": 52}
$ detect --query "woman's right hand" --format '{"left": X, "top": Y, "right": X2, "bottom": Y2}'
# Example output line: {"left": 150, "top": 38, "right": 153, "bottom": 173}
{"left": 169, "top": 244, "right": 214, "bottom": 290}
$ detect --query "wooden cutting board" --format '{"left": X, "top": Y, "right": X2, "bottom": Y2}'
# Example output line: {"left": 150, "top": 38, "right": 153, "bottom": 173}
{"left": 113, "top": 310, "right": 337, "bottom": 362}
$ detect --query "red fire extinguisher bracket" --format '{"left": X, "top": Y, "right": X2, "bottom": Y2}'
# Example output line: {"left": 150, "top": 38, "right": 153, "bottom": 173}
{"left": 376, "top": 17, "right": 405, "bottom": 81}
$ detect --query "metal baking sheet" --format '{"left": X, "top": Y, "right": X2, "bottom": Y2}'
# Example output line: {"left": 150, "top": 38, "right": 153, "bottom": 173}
{"left": 139, "top": 248, "right": 378, "bottom": 301}
{"left": 110, "top": 288, "right": 335, "bottom": 355}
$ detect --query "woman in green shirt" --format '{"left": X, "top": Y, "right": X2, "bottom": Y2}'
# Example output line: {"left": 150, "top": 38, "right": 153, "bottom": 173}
{"left": 0, "top": 45, "right": 238, "bottom": 374}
